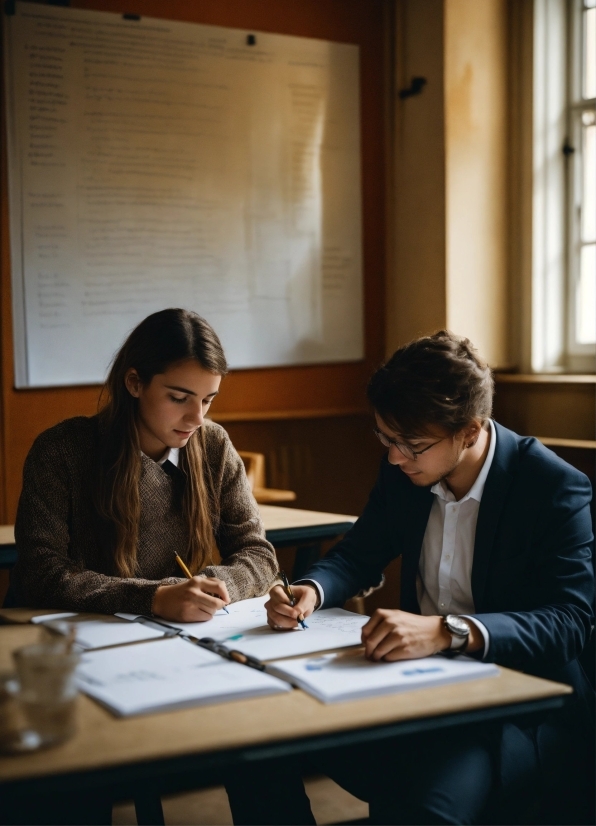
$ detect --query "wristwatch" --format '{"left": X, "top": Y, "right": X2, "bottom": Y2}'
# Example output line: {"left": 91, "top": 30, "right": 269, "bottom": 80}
{"left": 442, "top": 614, "right": 470, "bottom": 656}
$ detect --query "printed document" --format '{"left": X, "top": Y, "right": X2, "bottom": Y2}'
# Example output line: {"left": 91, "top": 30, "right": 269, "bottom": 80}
{"left": 77, "top": 637, "right": 291, "bottom": 716}
{"left": 267, "top": 651, "right": 500, "bottom": 703}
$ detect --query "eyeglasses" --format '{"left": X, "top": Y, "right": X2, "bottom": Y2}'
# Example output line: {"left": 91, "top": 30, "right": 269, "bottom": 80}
{"left": 372, "top": 427, "right": 445, "bottom": 461}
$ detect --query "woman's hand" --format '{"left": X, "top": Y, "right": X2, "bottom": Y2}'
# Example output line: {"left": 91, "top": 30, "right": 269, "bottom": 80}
{"left": 361, "top": 609, "right": 451, "bottom": 661}
{"left": 151, "top": 576, "right": 230, "bottom": 622}
{"left": 265, "top": 584, "right": 318, "bottom": 630}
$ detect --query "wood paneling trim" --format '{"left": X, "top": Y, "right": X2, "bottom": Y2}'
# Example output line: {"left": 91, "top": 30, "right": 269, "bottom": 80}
{"left": 538, "top": 437, "right": 596, "bottom": 450}
{"left": 495, "top": 373, "right": 596, "bottom": 384}
{"left": 210, "top": 406, "right": 369, "bottom": 422}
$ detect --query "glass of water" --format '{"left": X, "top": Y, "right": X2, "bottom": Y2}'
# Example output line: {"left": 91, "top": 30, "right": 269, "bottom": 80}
{"left": 13, "top": 643, "right": 80, "bottom": 747}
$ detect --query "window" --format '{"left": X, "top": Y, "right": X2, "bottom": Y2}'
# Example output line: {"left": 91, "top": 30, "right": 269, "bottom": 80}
{"left": 527, "top": 0, "right": 595, "bottom": 373}
{"left": 567, "top": 0, "right": 596, "bottom": 365}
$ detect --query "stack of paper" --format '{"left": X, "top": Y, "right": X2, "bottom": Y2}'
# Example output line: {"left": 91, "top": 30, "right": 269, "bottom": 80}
{"left": 157, "top": 596, "right": 369, "bottom": 660}
{"left": 76, "top": 637, "right": 291, "bottom": 716}
{"left": 267, "top": 651, "right": 500, "bottom": 703}
{"left": 33, "top": 614, "right": 168, "bottom": 650}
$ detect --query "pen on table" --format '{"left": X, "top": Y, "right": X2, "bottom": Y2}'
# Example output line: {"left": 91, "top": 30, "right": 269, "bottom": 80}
{"left": 183, "top": 635, "right": 266, "bottom": 672}
{"left": 174, "top": 552, "right": 229, "bottom": 613}
{"left": 280, "top": 570, "right": 308, "bottom": 629}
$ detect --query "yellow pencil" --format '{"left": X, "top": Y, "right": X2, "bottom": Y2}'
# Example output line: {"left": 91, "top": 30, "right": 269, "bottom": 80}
{"left": 174, "top": 553, "right": 229, "bottom": 613}
{"left": 174, "top": 552, "right": 193, "bottom": 579}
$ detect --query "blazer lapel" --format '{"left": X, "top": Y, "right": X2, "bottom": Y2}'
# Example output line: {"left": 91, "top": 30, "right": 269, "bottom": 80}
{"left": 400, "top": 487, "right": 434, "bottom": 613}
{"left": 471, "top": 423, "right": 518, "bottom": 610}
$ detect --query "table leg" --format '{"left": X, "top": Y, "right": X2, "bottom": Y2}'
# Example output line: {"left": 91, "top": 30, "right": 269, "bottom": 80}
{"left": 292, "top": 543, "right": 322, "bottom": 581}
{"left": 134, "top": 794, "right": 165, "bottom": 826}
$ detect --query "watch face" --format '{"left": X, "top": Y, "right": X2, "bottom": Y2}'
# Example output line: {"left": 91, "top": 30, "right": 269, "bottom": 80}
{"left": 446, "top": 615, "right": 469, "bottom": 636}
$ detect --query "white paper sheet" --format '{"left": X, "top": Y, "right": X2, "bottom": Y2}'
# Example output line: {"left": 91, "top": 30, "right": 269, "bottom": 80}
{"left": 70, "top": 619, "right": 166, "bottom": 650}
{"left": 157, "top": 595, "right": 270, "bottom": 640}
{"left": 4, "top": 2, "right": 363, "bottom": 387}
{"left": 31, "top": 613, "right": 78, "bottom": 624}
{"left": 76, "top": 636, "right": 290, "bottom": 716}
{"left": 159, "top": 596, "right": 369, "bottom": 661}
{"left": 267, "top": 652, "right": 500, "bottom": 703}
{"left": 38, "top": 615, "right": 167, "bottom": 650}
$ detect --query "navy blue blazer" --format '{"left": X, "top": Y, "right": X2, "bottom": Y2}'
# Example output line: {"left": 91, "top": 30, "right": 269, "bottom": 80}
{"left": 304, "top": 422, "right": 594, "bottom": 704}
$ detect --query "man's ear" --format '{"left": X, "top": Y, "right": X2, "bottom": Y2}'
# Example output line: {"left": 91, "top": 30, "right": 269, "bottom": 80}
{"left": 124, "top": 368, "right": 142, "bottom": 398}
{"left": 463, "top": 419, "right": 482, "bottom": 448}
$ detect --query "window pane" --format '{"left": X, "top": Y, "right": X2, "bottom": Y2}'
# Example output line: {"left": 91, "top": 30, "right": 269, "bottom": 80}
{"left": 577, "top": 244, "right": 596, "bottom": 344}
{"left": 582, "top": 119, "right": 596, "bottom": 242}
{"left": 584, "top": 8, "right": 596, "bottom": 98}
{"left": 585, "top": 0, "right": 596, "bottom": 10}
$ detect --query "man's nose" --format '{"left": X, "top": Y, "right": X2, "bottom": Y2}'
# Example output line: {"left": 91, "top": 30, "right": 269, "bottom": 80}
{"left": 387, "top": 444, "right": 406, "bottom": 466}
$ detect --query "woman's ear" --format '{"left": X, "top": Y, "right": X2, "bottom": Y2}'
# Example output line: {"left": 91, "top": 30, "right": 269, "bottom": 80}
{"left": 124, "top": 368, "right": 142, "bottom": 398}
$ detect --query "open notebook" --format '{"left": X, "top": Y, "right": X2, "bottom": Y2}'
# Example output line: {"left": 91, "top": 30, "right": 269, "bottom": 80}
{"left": 76, "top": 636, "right": 291, "bottom": 716}
{"left": 122, "top": 595, "right": 369, "bottom": 660}
{"left": 267, "top": 650, "right": 500, "bottom": 703}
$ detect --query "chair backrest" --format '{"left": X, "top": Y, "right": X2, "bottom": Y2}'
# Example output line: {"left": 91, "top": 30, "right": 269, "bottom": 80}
{"left": 238, "top": 451, "right": 266, "bottom": 491}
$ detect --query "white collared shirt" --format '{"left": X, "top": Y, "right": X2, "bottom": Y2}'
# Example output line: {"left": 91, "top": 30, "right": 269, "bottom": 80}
{"left": 416, "top": 419, "right": 496, "bottom": 654}
{"left": 143, "top": 447, "right": 180, "bottom": 467}
{"left": 305, "top": 421, "right": 495, "bottom": 656}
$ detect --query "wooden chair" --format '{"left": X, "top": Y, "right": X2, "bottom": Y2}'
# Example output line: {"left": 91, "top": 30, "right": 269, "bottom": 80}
{"left": 238, "top": 451, "right": 296, "bottom": 504}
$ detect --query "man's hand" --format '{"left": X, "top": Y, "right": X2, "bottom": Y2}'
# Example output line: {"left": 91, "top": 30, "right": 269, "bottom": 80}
{"left": 265, "top": 584, "right": 318, "bottom": 630}
{"left": 361, "top": 609, "right": 452, "bottom": 661}
{"left": 151, "top": 577, "right": 230, "bottom": 622}
{"left": 361, "top": 609, "right": 484, "bottom": 660}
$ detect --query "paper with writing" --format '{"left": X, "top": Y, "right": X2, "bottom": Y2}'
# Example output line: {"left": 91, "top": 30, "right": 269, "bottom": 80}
{"left": 159, "top": 596, "right": 369, "bottom": 660}
{"left": 267, "top": 652, "right": 500, "bottom": 703}
{"left": 5, "top": 2, "right": 363, "bottom": 387}
{"left": 76, "top": 636, "right": 290, "bottom": 716}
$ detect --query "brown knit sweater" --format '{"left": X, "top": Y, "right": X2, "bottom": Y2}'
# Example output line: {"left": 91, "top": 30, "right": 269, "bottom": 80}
{"left": 13, "top": 416, "right": 278, "bottom": 615}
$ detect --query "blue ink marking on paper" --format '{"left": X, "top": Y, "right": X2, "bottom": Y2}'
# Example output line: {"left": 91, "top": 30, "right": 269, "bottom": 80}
{"left": 402, "top": 667, "right": 444, "bottom": 676}
{"left": 225, "top": 634, "right": 244, "bottom": 641}
{"left": 305, "top": 657, "right": 329, "bottom": 671}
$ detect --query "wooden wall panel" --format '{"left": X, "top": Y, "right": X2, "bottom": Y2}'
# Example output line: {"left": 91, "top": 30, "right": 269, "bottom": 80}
{"left": 492, "top": 381, "right": 596, "bottom": 442}
{"left": 222, "top": 413, "right": 385, "bottom": 516}
{"left": 0, "top": 0, "right": 389, "bottom": 522}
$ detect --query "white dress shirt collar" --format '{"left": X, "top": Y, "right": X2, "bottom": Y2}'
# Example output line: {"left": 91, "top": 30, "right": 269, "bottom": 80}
{"left": 430, "top": 419, "right": 496, "bottom": 505}
{"left": 143, "top": 447, "right": 180, "bottom": 467}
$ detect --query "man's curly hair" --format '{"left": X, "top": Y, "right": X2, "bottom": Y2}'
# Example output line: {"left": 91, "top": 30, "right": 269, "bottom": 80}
{"left": 367, "top": 331, "right": 494, "bottom": 435}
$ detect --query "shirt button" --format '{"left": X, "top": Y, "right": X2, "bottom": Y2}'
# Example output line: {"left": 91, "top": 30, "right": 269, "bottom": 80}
{"left": 445, "top": 555, "right": 451, "bottom": 560}
{"left": 440, "top": 602, "right": 445, "bottom": 607}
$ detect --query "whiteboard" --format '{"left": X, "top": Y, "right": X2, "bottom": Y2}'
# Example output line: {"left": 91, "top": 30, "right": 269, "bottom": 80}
{"left": 4, "top": 3, "right": 363, "bottom": 388}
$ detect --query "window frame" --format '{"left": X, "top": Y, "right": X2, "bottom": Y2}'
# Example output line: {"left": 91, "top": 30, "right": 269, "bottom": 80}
{"left": 565, "top": 0, "right": 596, "bottom": 369}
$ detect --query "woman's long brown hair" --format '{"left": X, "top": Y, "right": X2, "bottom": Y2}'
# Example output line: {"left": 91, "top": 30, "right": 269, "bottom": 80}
{"left": 94, "top": 309, "right": 228, "bottom": 578}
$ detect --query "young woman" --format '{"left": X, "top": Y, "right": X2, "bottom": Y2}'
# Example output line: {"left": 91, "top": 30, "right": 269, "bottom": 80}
{"left": 12, "top": 308, "right": 278, "bottom": 621}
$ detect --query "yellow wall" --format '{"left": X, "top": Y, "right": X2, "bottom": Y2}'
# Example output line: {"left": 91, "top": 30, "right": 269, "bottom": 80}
{"left": 445, "top": 0, "right": 509, "bottom": 368}
{"left": 389, "top": 0, "right": 447, "bottom": 348}
{"left": 388, "top": 0, "right": 510, "bottom": 369}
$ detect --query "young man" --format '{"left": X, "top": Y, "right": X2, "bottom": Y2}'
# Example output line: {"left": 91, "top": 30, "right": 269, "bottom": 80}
{"left": 258, "top": 331, "right": 594, "bottom": 825}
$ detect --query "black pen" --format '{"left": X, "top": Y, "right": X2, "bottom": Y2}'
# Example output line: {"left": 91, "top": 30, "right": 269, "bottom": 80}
{"left": 182, "top": 634, "right": 265, "bottom": 671}
{"left": 280, "top": 570, "right": 308, "bottom": 629}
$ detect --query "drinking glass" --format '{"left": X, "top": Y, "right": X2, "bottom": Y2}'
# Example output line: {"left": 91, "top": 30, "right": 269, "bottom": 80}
{"left": 12, "top": 643, "right": 80, "bottom": 746}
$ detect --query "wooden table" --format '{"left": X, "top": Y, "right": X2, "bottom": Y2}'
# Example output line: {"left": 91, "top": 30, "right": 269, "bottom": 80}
{"left": 258, "top": 504, "right": 356, "bottom": 579}
{"left": 0, "top": 622, "right": 571, "bottom": 815}
{"left": 0, "top": 505, "right": 357, "bottom": 577}
{"left": 0, "top": 526, "right": 15, "bottom": 569}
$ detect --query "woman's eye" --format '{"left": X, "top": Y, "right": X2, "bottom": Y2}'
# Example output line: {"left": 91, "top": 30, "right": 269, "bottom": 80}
{"left": 170, "top": 395, "right": 187, "bottom": 404}
{"left": 202, "top": 398, "right": 213, "bottom": 406}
